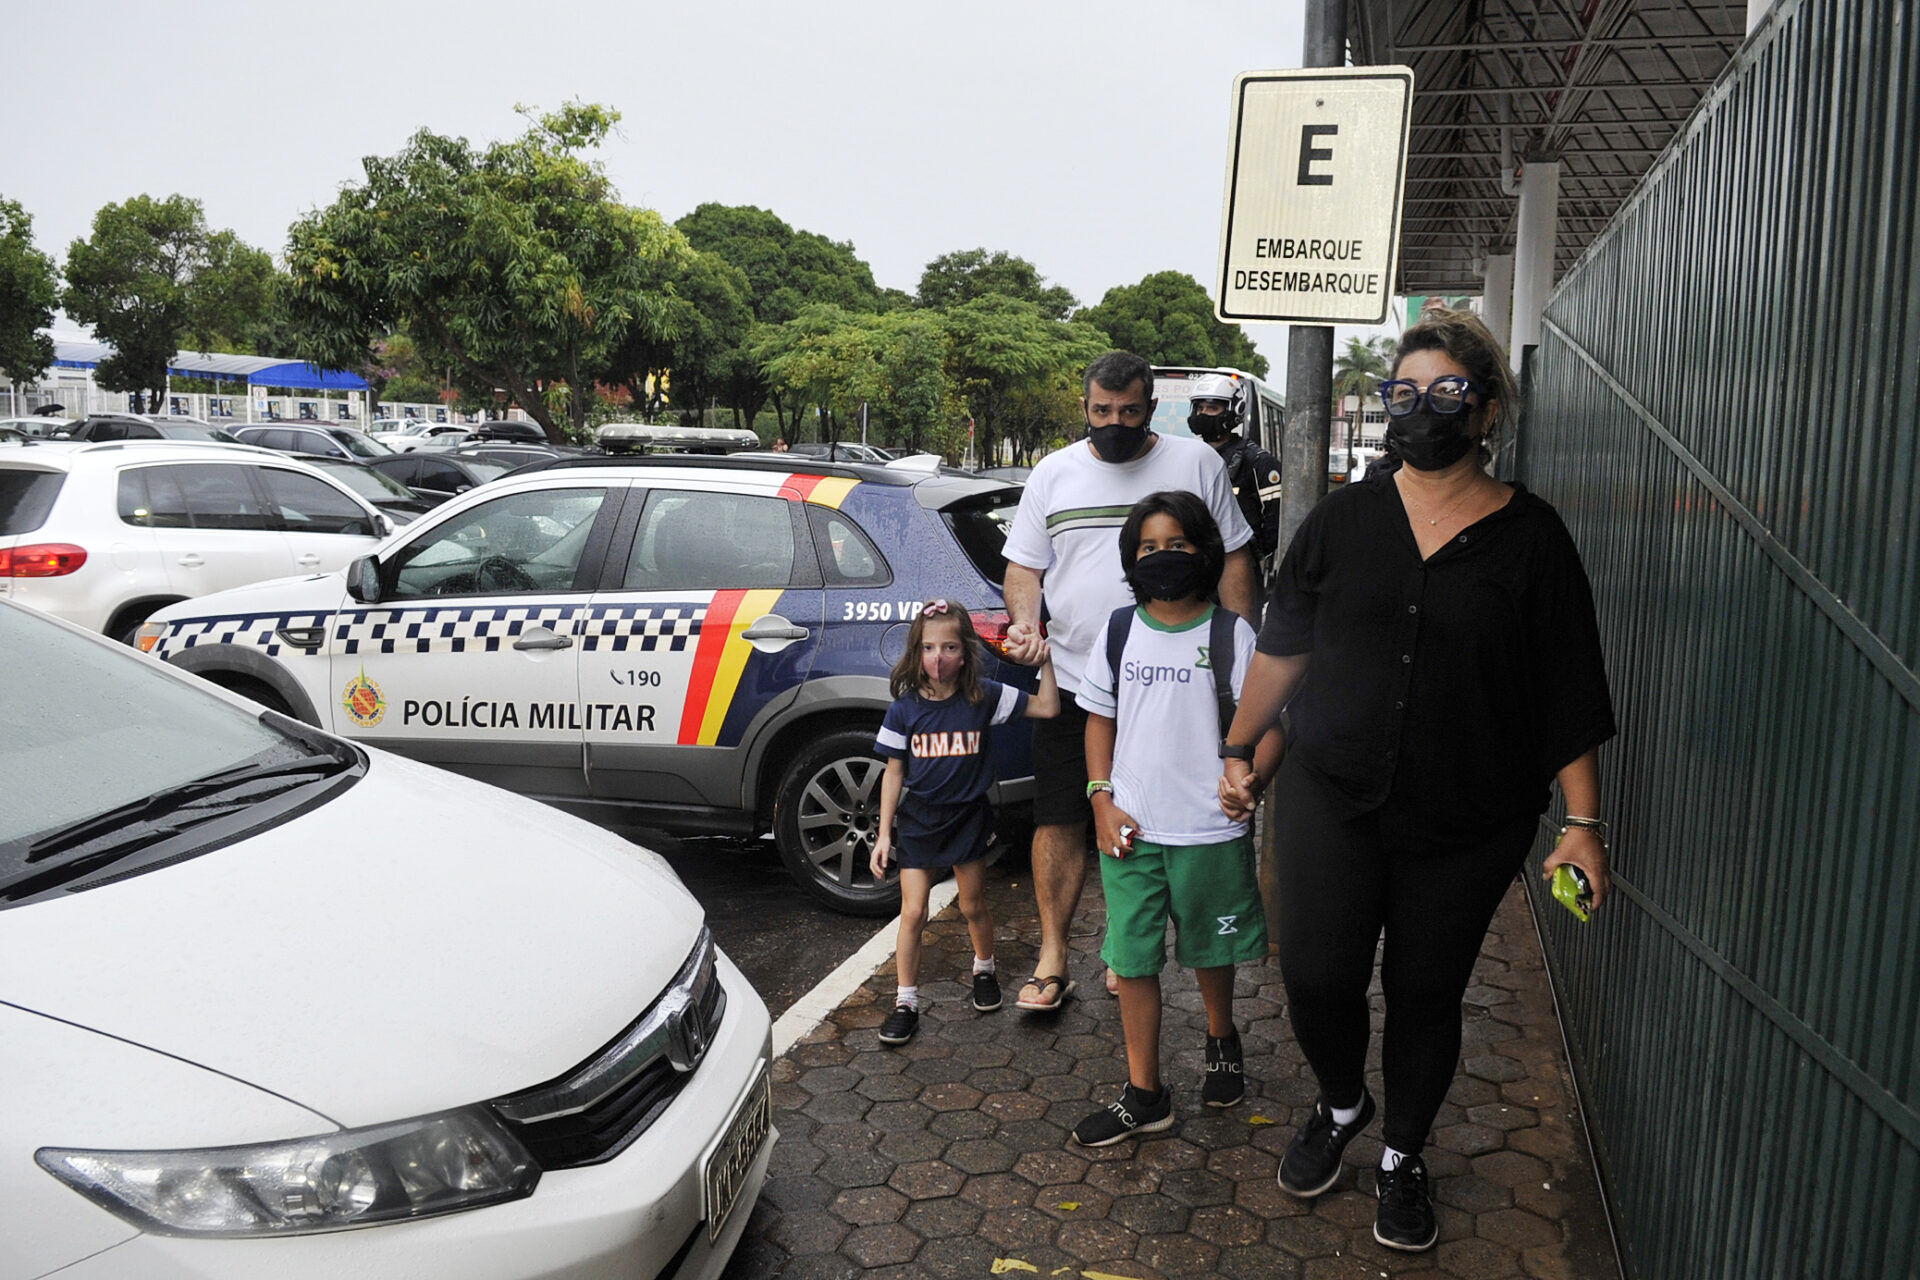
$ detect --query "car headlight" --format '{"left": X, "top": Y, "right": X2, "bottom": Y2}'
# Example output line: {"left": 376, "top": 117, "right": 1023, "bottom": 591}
{"left": 36, "top": 1107, "right": 538, "bottom": 1237}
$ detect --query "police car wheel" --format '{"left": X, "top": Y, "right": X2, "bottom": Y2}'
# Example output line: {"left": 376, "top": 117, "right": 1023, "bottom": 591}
{"left": 773, "top": 728, "right": 902, "bottom": 916}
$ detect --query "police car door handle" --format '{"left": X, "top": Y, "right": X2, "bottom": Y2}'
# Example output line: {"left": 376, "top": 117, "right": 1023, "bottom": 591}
{"left": 513, "top": 627, "right": 574, "bottom": 651}
{"left": 741, "top": 615, "right": 810, "bottom": 651}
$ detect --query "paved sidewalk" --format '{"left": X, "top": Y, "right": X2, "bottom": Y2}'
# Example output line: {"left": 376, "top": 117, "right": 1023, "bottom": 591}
{"left": 725, "top": 857, "right": 1618, "bottom": 1279}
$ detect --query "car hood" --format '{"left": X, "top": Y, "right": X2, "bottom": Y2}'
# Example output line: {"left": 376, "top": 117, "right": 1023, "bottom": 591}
{"left": 0, "top": 750, "right": 703, "bottom": 1127}
{"left": 151, "top": 571, "right": 349, "bottom": 622}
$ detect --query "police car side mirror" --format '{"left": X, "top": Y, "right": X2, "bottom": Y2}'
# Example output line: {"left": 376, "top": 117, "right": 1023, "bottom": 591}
{"left": 346, "top": 555, "right": 384, "bottom": 604}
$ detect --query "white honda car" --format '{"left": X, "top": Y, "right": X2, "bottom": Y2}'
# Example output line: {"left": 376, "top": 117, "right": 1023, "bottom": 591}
{"left": 0, "top": 600, "right": 774, "bottom": 1280}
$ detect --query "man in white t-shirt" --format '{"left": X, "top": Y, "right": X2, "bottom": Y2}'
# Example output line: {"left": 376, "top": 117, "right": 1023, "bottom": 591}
{"left": 1001, "top": 350, "right": 1256, "bottom": 1012}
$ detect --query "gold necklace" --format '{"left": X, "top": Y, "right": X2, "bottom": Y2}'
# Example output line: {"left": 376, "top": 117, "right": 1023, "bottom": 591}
{"left": 1399, "top": 475, "right": 1476, "bottom": 526}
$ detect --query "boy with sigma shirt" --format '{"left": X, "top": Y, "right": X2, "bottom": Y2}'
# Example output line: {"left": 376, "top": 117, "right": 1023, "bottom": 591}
{"left": 1002, "top": 351, "right": 1256, "bottom": 1015}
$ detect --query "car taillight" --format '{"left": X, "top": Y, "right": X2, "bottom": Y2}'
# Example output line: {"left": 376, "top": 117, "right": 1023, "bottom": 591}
{"left": 970, "top": 609, "right": 1013, "bottom": 655}
{"left": 0, "top": 543, "right": 88, "bottom": 577}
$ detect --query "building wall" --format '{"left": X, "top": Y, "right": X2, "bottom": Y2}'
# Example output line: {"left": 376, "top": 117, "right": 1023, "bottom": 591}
{"left": 1516, "top": 0, "right": 1918, "bottom": 1275}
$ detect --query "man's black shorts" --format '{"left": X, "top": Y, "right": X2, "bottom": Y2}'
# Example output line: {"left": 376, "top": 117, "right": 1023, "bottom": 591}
{"left": 1030, "top": 689, "right": 1092, "bottom": 827}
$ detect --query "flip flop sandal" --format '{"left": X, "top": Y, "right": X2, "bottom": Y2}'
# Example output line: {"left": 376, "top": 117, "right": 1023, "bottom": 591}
{"left": 1015, "top": 975, "right": 1077, "bottom": 1012}
{"left": 1104, "top": 966, "right": 1120, "bottom": 997}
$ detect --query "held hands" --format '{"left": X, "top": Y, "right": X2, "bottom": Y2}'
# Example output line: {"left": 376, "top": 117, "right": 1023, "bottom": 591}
{"left": 1003, "top": 620, "right": 1046, "bottom": 666}
{"left": 1092, "top": 794, "right": 1139, "bottom": 859}
{"left": 1218, "top": 758, "right": 1260, "bottom": 823}
{"left": 1541, "top": 826, "right": 1611, "bottom": 912}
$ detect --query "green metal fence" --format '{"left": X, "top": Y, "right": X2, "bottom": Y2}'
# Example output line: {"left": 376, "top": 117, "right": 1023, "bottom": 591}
{"left": 1516, "top": 0, "right": 1918, "bottom": 1276}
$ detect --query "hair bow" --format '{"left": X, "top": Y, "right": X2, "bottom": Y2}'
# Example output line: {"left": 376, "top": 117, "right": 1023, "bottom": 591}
{"left": 924, "top": 599, "right": 951, "bottom": 615}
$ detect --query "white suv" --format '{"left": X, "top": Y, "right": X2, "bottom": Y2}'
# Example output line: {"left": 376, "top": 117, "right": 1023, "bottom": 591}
{"left": 0, "top": 440, "right": 394, "bottom": 642}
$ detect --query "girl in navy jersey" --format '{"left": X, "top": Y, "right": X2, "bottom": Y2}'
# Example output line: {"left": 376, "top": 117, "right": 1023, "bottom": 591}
{"left": 871, "top": 600, "right": 1058, "bottom": 1045}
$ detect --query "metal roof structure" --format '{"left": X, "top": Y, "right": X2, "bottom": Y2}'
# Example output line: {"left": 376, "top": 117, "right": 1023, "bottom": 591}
{"left": 1350, "top": 0, "right": 1752, "bottom": 295}
{"left": 50, "top": 338, "right": 367, "bottom": 392}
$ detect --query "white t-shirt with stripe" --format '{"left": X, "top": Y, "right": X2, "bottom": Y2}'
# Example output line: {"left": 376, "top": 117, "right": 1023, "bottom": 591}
{"left": 1003, "top": 435, "right": 1252, "bottom": 695}
{"left": 1077, "top": 606, "right": 1258, "bottom": 845}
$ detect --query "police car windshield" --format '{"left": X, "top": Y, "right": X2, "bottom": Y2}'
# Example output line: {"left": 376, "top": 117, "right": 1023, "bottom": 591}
{"left": 1149, "top": 377, "right": 1210, "bottom": 440}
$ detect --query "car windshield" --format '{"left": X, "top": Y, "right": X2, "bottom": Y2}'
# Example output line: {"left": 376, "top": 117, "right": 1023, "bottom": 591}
{"left": 0, "top": 607, "right": 311, "bottom": 858}
{"left": 159, "top": 423, "right": 245, "bottom": 444}
{"left": 941, "top": 488, "right": 1022, "bottom": 587}
{"left": 310, "top": 460, "right": 416, "bottom": 502}
{"left": 334, "top": 431, "right": 391, "bottom": 459}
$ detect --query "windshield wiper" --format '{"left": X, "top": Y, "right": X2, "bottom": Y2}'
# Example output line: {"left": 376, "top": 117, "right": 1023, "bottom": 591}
{"left": 1, "top": 745, "right": 352, "bottom": 874}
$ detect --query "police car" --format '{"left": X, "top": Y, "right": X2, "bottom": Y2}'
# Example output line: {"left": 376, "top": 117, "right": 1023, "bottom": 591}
{"left": 137, "top": 456, "right": 1032, "bottom": 914}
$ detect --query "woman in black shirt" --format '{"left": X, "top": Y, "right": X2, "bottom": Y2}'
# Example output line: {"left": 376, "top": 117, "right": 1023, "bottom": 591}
{"left": 1217, "top": 308, "right": 1615, "bottom": 1252}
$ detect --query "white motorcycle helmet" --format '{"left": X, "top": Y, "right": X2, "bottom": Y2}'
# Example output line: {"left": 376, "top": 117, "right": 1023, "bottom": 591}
{"left": 1186, "top": 373, "right": 1242, "bottom": 441}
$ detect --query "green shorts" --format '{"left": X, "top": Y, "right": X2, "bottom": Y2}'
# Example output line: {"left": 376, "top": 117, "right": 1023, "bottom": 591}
{"left": 1099, "top": 835, "right": 1269, "bottom": 976}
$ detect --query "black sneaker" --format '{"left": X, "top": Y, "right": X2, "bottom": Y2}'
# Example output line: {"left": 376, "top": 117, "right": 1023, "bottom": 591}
{"left": 1374, "top": 1154, "right": 1439, "bottom": 1251}
{"left": 1071, "top": 1083, "right": 1174, "bottom": 1147}
{"left": 877, "top": 1004, "right": 919, "bottom": 1046}
{"left": 972, "top": 971, "right": 1002, "bottom": 1012}
{"left": 1277, "top": 1089, "right": 1376, "bottom": 1197}
{"left": 1202, "top": 1032, "right": 1245, "bottom": 1108}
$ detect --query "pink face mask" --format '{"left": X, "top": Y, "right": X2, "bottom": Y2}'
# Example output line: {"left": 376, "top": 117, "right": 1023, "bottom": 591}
{"left": 922, "top": 648, "right": 962, "bottom": 685}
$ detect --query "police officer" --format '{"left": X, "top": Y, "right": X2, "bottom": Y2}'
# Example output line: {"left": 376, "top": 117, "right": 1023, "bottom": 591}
{"left": 1187, "top": 373, "right": 1282, "bottom": 586}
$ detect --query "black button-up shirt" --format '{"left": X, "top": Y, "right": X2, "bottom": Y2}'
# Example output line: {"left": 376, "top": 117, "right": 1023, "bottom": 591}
{"left": 1258, "top": 472, "right": 1616, "bottom": 846}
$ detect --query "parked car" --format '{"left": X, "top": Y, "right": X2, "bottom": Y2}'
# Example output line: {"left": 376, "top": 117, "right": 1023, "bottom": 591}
{"left": 235, "top": 423, "right": 393, "bottom": 462}
{"left": 411, "top": 428, "right": 478, "bottom": 452}
{"left": 292, "top": 455, "right": 437, "bottom": 524}
{"left": 0, "top": 598, "right": 774, "bottom": 1279}
{"left": 468, "top": 420, "right": 548, "bottom": 444}
{"left": 787, "top": 441, "right": 890, "bottom": 464}
{"left": 0, "top": 439, "right": 394, "bottom": 642}
{"left": 364, "top": 452, "right": 513, "bottom": 506}
{"left": 0, "top": 416, "right": 75, "bottom": 438}
{"left": 57, "top": 415, "right": 245, "bottom": 445}
{"left": 450, "top": 441, "right": 596, "bottom": 471}
{"left": 139, "top": 454, "right": 1033, "bottom": 914}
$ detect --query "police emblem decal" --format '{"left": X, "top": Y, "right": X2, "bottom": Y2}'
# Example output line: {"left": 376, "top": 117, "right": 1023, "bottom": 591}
{"left": 342, "top": 669, "right": 387, "bottom": 727}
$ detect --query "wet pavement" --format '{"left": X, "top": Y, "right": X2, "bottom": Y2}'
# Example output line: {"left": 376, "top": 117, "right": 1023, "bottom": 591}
{"left": 722, "top": 853, "right": 1619, "bottom": 1279}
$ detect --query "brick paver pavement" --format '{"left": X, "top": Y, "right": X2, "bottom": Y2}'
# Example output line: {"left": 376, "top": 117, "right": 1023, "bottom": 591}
{"left": 725, "top": 855, "right": 1618, "bottom": 1279}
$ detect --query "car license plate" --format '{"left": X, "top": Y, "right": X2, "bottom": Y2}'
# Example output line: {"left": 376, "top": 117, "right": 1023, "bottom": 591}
{"left": 703, "top": 1065, "right": 772, "bottom": 1241}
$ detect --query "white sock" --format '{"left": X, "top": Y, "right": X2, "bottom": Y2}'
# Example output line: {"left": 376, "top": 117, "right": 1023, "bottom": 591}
{"left": 1331, "top": 1099, "right": 1364, "bottom": 1126}
{"left": 1381, "top": 1145, "right": 1411, "bottom": 1172}
{"left": 973, "top": 956, "right": 996, "bottom": 975}
{"left": 896, "top": 985, "right": 919, "bottom": 1011}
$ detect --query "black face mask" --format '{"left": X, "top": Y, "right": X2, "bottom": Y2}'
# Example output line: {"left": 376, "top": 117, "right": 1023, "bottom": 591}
{"left": 1386, "top": 407, "right": 1477, "bottom": 471}
{"left": 1131, "top": 549, "right": 1208, "bottom": 602}
{"left": 1087, "top": 421, "right": 1150, "bottom": 463}
{"left": 1188, "top": 408, "right": 1235, "bottom": 443}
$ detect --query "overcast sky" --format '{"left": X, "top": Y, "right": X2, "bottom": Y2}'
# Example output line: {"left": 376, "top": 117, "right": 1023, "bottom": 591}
{"left": 10, "top": 0, "right": 1395, "bottom": 364}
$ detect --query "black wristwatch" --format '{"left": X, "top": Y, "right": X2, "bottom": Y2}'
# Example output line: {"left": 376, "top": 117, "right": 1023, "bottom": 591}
{"left": 1218, "top": 741, "right": 1256, "bottom": 761}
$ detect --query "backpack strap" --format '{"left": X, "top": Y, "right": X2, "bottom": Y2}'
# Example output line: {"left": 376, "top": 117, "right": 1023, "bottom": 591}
{"left": 1209, "top": 607, "right": 1238, "bottom": 739}
{"left": 1104, "top": 605, "right": 1135, "bottom": 711}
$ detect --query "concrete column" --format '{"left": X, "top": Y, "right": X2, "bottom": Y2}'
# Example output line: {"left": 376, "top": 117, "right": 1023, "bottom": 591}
{"left": 1510, "top": 160, "right": 1560, "bottom": 373}
{"left": 1481, "top": 253, "right": 1515, "bottom": 354}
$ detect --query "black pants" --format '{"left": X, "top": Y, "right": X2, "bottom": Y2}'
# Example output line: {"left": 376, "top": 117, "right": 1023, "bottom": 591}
{"left": 1273, "top": 755, "right": 1537, "bottom": 1155}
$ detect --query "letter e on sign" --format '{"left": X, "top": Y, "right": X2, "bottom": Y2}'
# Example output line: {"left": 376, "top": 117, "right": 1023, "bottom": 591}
{"left": 1216, "top": 67, "right": 1413, "bottom": 324}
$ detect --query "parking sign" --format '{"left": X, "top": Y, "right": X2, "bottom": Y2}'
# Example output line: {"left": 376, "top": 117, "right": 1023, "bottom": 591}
{"left": 1216, "top": 67, "right": 1414, "bottom": 325}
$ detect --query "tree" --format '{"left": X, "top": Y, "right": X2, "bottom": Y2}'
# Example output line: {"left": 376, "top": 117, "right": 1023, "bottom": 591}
{"left": 0, "top": 198, "right": 57, "bottom": 388}
{"left": 676, "top": 203, "right": 886, "bottom": 433}
{"left": 916, "top": 248, "right": 1076, "bottom": 320}
{"left": 1078, "top": 271, "right": 1269, "bottom": 378}
{"left": 1332, "top": 334, "right": 1394, "bottom": 450}
{"left": 942, "top": 295, "right": 1108, "bottom": 466}
{"left": 596, "top": 247, "right": 752, "bottom": 423}
{"left": 285, "top": 103, "right": 684, "bottom": 441}
{"left": 63, "top": 194, "right": 272, "bottom": 409}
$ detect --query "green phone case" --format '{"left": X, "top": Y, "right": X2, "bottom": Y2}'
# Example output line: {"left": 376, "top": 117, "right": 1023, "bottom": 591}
{"left": 1551, "top": 864, "right": 1591, "bottom": 923}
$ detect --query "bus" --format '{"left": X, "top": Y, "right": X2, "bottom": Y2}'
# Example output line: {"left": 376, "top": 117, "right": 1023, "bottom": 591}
{"left": 1148, "top": 366, "right": 1286, "bottom": 458}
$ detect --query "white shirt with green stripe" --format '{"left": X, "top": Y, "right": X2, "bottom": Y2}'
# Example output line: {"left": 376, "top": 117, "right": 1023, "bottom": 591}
{"left": 1078, "top": 605, "right": 1258, "bottom": 845}
{"left": 1003, "top": 434, "right": 1252, "bottom": 695}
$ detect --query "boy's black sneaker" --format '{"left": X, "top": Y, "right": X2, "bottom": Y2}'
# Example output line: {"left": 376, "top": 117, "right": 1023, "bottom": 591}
{"left": 972, "top": 971, "right": 1002, "bottom": 1012}
{"left": 877, "top": 1004, "right": 919, "bottom": 1046}
{"left": 1071, "top": 1083, "right": 1174, "bottom": 1147}
{"left": 1202, "top": 1032, "right": 1245, "bottom": 1108}
{"left": 1277, "top": 1089, "right": 1376, "bottom": 1197}
{"left": 1374, "top": 1154, "right": 1439, "bottom": 1251}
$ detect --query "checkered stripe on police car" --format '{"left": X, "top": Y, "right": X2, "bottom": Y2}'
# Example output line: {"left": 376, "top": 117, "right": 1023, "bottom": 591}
{"left": 155, "top": 613, "right": 332, "bottom": 660}
{"left": 579, "top": 604, "right": 706, "bottom": 653}
{"left": 335, "top": 605, "right": 587, "bottom": 655}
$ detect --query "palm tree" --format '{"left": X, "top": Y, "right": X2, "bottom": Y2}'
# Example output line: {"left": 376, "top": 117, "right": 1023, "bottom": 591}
{"left": 1332, "top": 335, "right": 1394, "bottom": 456}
